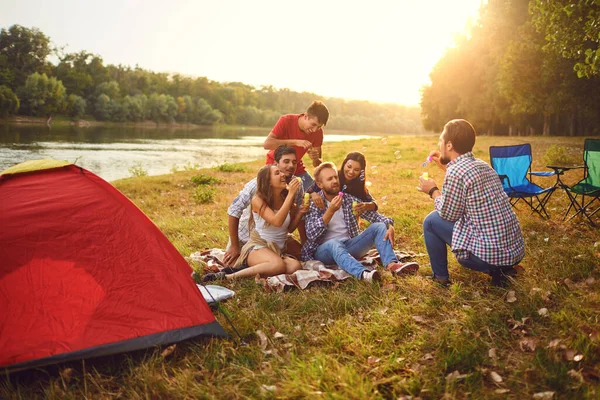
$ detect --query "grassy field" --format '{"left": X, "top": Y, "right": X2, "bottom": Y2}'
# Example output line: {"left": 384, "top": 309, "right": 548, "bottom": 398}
{"left": 2, "top": 135, "right": 599, "bottom": 399}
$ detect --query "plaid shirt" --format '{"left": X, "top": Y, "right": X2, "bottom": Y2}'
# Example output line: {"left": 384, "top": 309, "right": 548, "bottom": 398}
{"left": 227, "top": 178, "right": 304, "bottom": 243}
{"left": 302, "top": 191, "right": 393, "bottom": 261}
{"left": 434, "top": 152, "right": 525, "bottom": 266}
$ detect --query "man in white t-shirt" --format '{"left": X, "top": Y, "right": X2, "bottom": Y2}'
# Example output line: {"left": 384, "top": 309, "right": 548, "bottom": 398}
{"left": 302, "top": 162, "right": 419, "bottom": 281}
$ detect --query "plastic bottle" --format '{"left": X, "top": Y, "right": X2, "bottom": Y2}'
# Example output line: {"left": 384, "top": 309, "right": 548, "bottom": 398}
{"left": 303, "top": 193, "right": 310, "bottom": 206}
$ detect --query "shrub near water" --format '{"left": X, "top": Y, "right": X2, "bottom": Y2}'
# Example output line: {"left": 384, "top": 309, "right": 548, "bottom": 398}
{"left": 191, "top": 174, "right": 221, "bottom": 186}
{"left": 216, "top": 163, "right": 249, "bottom": 173}
{"left": 191, "top": 185, "right": 216, "bottom": 204}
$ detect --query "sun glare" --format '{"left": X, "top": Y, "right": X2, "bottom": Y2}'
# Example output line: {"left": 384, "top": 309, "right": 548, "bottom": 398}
{"left": 1, "top": 0, "right": 483, "bottom": 105}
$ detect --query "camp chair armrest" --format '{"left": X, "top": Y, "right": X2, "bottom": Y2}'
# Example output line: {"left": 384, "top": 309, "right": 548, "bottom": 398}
{"left": 530, "top": 171, "right": 556, "bottom": 177}
{"left": 546, "top": 165, "right": 584, "bottom": 175}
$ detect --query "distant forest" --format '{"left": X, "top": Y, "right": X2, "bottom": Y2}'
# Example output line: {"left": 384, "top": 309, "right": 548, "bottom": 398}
{"left": 0, "top": 25, "right": 423, "bottom": 134}
{"left": 421, "top": 0, "right": 600, "bottom": 136}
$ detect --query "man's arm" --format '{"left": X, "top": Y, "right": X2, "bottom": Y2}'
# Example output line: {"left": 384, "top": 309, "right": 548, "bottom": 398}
{"left": 224, "top": 180, "right": 256, "bottom": 265}
{"left": 434, "top": 173, "right": 465, "bottom": 222}
{"left": 264, "top": 132, "right": 311, "bottom": 150}
{"left": 307, "top": 146, "right": 322, "bottom": 167}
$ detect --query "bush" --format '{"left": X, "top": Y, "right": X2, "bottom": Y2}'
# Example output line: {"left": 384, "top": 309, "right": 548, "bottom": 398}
{"left": 128, "top": 161, "right": 148, "bottom": 177}
{"left": 191, "top": 174, "right": 220, "bottom": 186}
{"left": 191, "top": 186, "right": 215, "bottom": 204}
{"left": 0, "top": 85, "right": 19, "bottom": 117}
{"left": 544, "top": 145, "right": 576, "bottom": 166}
{"left": 216, "top": 163, "right": 249, "bottom": 173}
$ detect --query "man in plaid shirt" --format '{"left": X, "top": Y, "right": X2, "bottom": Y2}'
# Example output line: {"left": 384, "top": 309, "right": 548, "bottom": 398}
{"left": 223, "top": 145, "right": 305, "bottom": 265}
{"left": 302, "top": 162, "right": 419, "bottom": 282}
{"left": 418, "top": 119, "right": 525, "bottom": 286}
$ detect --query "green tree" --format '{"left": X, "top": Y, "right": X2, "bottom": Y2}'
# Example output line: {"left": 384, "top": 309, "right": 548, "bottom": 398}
{"left": 65, "top": 94, "right": 86, "bottom": 120}
{"left": 0, "top": 25, "right": 52, "bottom": 90}
{"left": 531, "top": 0, "right": 600, "bottom": 78}
{"left": 18, "top": 73, "right": 66, "bottom": 116}
{"left": 0, "top": 85, "right": 19, "bottom": 117}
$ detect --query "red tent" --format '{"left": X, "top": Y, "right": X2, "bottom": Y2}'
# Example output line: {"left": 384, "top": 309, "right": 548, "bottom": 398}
{"left": 0, "top": 160, "right": 226, "bottom": 372}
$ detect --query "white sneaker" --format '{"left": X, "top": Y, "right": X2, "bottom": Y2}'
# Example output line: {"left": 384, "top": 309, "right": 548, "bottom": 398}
{"left": 362, "top": 270, "right": 381, "bottom": 282}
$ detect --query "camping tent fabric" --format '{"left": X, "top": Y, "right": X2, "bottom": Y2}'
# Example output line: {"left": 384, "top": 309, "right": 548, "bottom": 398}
{"left": 0, "top": 161, "right": 227, "bottom": 372}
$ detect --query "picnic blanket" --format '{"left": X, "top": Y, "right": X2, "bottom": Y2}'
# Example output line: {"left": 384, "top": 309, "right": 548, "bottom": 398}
{"left": 189, "top": 248, "right": 424, "bottom": 293}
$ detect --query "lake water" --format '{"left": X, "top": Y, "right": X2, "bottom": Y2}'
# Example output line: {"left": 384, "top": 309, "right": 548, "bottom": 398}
{"left": 0, "top": 124, "right": 375, "bottom": 181}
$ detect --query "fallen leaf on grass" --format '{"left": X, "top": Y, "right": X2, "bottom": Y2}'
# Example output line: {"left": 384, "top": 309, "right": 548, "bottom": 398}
{"left": 256, "top": 330, "right": 268, "bottom": 351}
{"left": 506, "top": 291, "right": 517, "bottom": 303}
{"left": 585, "top": 277, "right": 596, "bottom": 285}
{"left": 564, "top": 278, "right": 576, "bottom": 291}
{"left": 519, "top": 338, "right": 537, "bottom": 352}
{"left": 421, "top": 353, "right": 434, "bottom": 361}
{"left": 533, "top": 391, "right": 555, "bottom": 399}
{"left": 367, "top": 356, "right": 380, "bottom": 365}
{"left": 446, "top": 370, "right": 469, "bottom": 382}
{"left": 161, "top": 344, "right": 176, "bottom": 358}
{"left": 538, "top": 308, "right": 549, "bottom": 317}
{"left": 564, "top": 349, "right": 584, "bottom": 361}
{"left": 568, "top": 369, "right": 584, "bottom": 388}
{"left": 412, "top": 315, "right": 426, "bottom": 323}
{"left": 489, "top": 371, "right": 503, "bottom": 383}
{"left": 261, "top": 385, "right": 277, "bottom": 393}
{"left": 547, "top": 339, "right": 561, "bottom": 348}
{"left": 488, "top": 348, "right": 498, "bottom": 359}
{"left": 273, "top": 332, "right": 285, "bottom": 339}
{"left": 494, "top": 389, "right": 510, "bottom": 394}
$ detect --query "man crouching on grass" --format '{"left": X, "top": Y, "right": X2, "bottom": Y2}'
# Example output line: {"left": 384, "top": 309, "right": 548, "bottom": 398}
{"left": 302, "top": 162, "right": 419, "bottom": 282}
{"left": 417, "top": 119, "right": 525, "bottom": 287}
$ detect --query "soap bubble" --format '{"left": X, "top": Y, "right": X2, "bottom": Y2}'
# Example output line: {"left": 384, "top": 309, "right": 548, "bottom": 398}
{"left": 394, "top": 150, "right": 402, "bottom": 159}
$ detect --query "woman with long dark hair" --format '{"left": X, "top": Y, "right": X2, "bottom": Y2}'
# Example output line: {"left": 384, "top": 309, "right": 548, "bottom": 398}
{"left": 203, "top": 164, "right": 307, "bottom": 281}
{"left": 309, "top": 151, "right": 378, "bottom": 214}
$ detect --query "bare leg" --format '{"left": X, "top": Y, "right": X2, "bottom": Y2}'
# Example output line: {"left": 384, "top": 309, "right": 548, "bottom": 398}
{"left": 227, "top": 248, "right": 286, "bottom": 280}
{"left": 283, "top": 256, "right": 301, "bottom": 274}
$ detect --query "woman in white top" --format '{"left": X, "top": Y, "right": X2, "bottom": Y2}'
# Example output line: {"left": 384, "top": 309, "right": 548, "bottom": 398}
{"left": 203, "top": 164, "right": 307, "bottom": 281}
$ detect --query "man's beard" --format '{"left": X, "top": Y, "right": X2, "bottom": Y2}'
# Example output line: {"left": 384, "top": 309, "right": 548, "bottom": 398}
{"left": 323, "top": 187, "right": 339, "bottom": 196}
{"left": 440, "top": 155, "right": 451, "bottom": 165}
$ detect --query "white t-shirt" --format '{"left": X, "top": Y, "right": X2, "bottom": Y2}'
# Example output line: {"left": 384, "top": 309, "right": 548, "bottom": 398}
{"left": 253, "top": 210, "right": 290, "bottom": 249}
{"left": 322, "top": 200, "right": 350, "bottom": 242}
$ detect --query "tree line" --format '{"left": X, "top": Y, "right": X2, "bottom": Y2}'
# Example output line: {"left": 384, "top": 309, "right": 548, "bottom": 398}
{"left": 421, "top": 0, "right": 600, "bottom": 136}
{"left": 0, "top": 25, "right": 423, "bottom": 133}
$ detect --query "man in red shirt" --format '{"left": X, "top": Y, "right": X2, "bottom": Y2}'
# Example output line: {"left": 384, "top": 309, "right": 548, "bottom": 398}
{"left": 264, "top": 101, "right": 330, "bottom": 191}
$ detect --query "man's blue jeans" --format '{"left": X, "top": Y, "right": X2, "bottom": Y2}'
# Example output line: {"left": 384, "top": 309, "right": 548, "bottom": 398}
{"left": 423, "top": 210, "right": 497, "bottom": 279}
{"left": 296, "top": 171, "right": 315, "bottom": 192}
{"left": 314, "top": 222, "right": 397, "bottom": 279}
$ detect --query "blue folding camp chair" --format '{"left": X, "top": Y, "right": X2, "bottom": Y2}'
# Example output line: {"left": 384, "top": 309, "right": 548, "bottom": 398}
{"left": 560, "top": 139, "right": 600, "bottom": 226}
{"left": 489, "top": 144, "right": 556, "bottom": 218}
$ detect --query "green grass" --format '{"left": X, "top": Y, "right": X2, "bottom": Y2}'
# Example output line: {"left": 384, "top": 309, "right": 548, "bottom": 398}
{"left": 2, "top": 135, "right": 599, "bottom": 399}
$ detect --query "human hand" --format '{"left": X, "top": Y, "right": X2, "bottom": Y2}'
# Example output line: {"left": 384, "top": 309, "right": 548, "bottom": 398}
{"left": 223, "top": 244, "right": 240, "bottom": 266}
{"left": 354, "top": 202, "right": 370, "bottom": 215}
{"left": 298, "top": 203, "right": 310, "bottom": 216}
{"left": 417, "top": 177, "right": 438, "bottom": 196}
{"left": 295, "top": 140, "right": 312, "bottom": 149}
{"left": 383, "top": 225, "right": 395, "bottom": 243}
{"left": 286, "top": 177, "right": 301, "bottom": 196}
{"left": 328, "top": 194, "right": 343, "bottom": 212}
{"left": 307, "top": 147, "right": 320, "bottom": 160}
{"left": 311, "top": 192, "right": 325, "bottom": 209}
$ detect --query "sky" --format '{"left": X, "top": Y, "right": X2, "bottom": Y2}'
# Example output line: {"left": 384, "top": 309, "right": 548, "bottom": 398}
{"left": 1, "top": 0, "right": 483, "bottom": 106}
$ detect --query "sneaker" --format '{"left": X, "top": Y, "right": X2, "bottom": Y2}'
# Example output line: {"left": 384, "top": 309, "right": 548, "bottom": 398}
{"left": 426, "top": 275, "right": 452, "bottom": 288}
{"left": 387, "top": 262, "right": 419, "bottom": 276}
{"left": 491, "top": 265, "right": 523, "bottom": 287}
{"left": 362, "top": 269, "right": 381, "bottom": 282}
{"left": 202, "top": 271, "right": 226, "bottom": 283}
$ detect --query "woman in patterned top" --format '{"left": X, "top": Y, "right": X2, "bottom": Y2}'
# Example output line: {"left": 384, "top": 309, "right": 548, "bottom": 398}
{"left": 309, "top": 151, "right": 378, "bottom": 214}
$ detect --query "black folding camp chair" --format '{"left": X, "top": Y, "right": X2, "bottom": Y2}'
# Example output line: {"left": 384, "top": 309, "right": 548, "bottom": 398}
{"left": 560, "top": 139, "right": 600, "bottom": 226}
{"left": 489, "top": 144, "right": 556, "bottom": 218}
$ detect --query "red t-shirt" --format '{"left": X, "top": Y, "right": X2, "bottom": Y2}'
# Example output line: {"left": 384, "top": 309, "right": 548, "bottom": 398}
{"left": 265, "top": 114, "right": 324, "bottom": 175}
